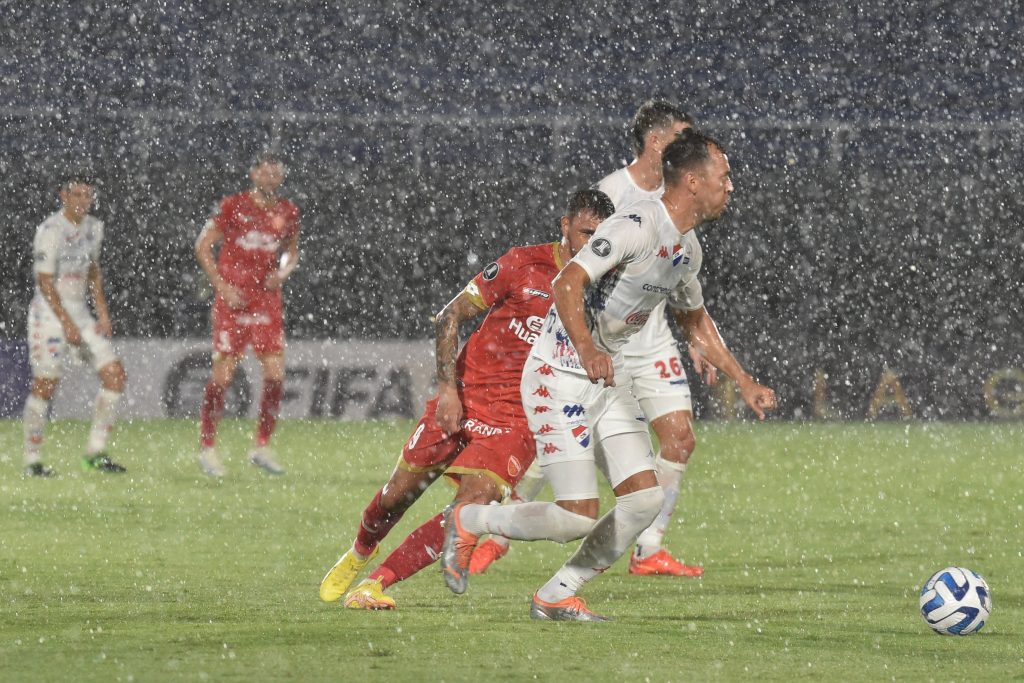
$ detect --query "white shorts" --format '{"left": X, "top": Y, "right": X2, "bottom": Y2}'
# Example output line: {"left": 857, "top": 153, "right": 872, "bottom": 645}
{"left": 27, "top": 300, "right": 118, "bottom": 379}
{"left": 622, "top": 346, "right": 692, "bottom": 421}
{"left": 521, "top": 355, "right": 655, "bottom": 499}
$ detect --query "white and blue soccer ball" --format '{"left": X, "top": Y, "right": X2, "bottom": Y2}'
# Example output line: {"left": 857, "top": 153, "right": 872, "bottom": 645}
{"left": 919, "top": 566, "right": 991, "bottom": 635}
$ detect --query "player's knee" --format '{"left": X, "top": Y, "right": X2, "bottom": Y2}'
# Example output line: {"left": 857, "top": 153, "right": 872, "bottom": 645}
{"left": 101, "top": 361, "right": 127, "bottom": 392}
{"left": 659, "top": 428, "right": 696, "bottom": 464}
{"left": 549, "top": 506, "right": 596, "bottom": 542}
{"left": 618, "top": 486, "right": 665, "bottom": 526}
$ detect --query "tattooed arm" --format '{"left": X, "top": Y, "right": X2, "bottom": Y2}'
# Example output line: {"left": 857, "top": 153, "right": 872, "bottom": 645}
{"left": 433, "top": 292, "right": 488, "bottom": 434}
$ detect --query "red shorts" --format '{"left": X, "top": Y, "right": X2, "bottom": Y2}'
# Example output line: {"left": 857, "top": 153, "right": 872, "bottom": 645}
{"left": 212, "top": 291, "right": 285, "bottom": 356}
{"left": 399, "top": 397, "right": 535, "bottom": 490}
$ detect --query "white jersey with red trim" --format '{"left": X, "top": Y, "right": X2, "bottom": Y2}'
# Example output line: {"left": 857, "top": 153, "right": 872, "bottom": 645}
{"left": 31, "top": 211, "right": 103, "bottom": 315}
{"left": 595, "top": 166, "right": 679, "bottom": 356}
{"left": 530, "top": 198, "right": 703, "bottom": 375}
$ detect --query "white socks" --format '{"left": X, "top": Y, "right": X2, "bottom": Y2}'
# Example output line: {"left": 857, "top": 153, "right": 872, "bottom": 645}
{"left": 460, "top": 501, "right": 595, "bottom": 544}
{"left": 489, "top": 462, "right": 548, "bottom": 549}
{"left": 538, "top": 486, "right": 665, "bottom": 603}
{"left": 87, "top": 388, "right": 122, "bottom": 455}
{"left": 634, "top": 457, "right": 687, "bottom": 559}
{"left": 23, "top": 394, "right": 49, "bottom": 465}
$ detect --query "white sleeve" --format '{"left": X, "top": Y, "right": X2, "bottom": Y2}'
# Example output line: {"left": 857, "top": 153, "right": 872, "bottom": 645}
{"left": 33, "top": 226, "right": 59, "bottom": 276}
{"left": 571, "top": 212, "right": 651, "bottom": 284}
{"left": 668, "top": 239, "right": 705, "bottom": 311}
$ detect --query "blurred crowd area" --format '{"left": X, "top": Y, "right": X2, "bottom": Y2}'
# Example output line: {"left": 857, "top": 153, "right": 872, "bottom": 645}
{"left": 1, "top": 2, "right": 1022, "bottom": 418}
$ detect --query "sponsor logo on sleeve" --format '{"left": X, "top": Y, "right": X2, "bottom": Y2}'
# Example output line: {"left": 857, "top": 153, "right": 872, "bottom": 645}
{"left": 482, "top": 262, "right": 500, "bottom": 280}
{"left": 523, "top": 287, "right": 550, "bottom": 299}
{"left": 591, "top": 238, "right": 612, "bottom": 257}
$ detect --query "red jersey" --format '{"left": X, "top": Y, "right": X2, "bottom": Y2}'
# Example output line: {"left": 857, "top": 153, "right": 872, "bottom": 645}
{"left": 457, "top": 241, "right": 564, "bottom": 424}
{"left": 213, "top": 191, "right": 301, "bottom": 292}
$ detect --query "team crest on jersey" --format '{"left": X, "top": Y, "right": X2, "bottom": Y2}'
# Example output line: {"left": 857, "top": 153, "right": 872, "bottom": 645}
{"left": 591, "top": 238, "right": 612, "bottom": 258}
{"left": 673, "top": 243, "right": 690, "bottom": 266}
{"left": 571, "top": 425, "right": 591, "bottom": 448}
{"left": 482, "top": 262, "right": 500, "bottom": 280}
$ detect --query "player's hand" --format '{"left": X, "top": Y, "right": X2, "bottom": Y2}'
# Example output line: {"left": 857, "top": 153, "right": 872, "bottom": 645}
{"left": 96, "top": 314, "right": 113, "bottom": 338}
{"left": 264, "top": 272, "right": 285, "bottom": 291}
{"left": 688, "top": 346, "right": 718, "bottom": 385}
{"left": 62, "top": 319, "right": 82, "bottom": 346}
{"left": 581, "top": 349, "right": 615, "bottom": 387}
{"left": 218, "top": 283, "right": 246, "bottom": 309}
{"left": 739, "top": 379, "right": 777, "bottom": 421}
{"left": 434, "top": 384, "right": 464, "bottom": 436}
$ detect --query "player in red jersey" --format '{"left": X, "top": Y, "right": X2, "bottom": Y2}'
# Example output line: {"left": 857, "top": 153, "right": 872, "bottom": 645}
{"left": 194, "top": 153, "right": 301, "bottom": 477}
{"left": 319, "top": 189, "right": 614, "bottom": 609}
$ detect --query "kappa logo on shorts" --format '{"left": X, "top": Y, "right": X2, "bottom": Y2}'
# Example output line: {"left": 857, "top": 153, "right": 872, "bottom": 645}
{"left": 571, "top": 425, "right": 590, "bottom": 448}
{"left": 482, "top": 262, "right": 500, "bottom": 280}
{"left": 533, "top": 406, "right": 551, "bottom": 414}
{"left": 536, "top": 364, "right": 554, "bottom": 376}
{"left": 542, "top": 443, "right": 560, "bottom": 455}
{"left": 533, "top": 386, "right": 552, "bottom": 398}
{"left": 537, "top": 424, "right": 554, "bottom": 434}
{"left": 562, "top": 404, "right": 584, "bottom": 419}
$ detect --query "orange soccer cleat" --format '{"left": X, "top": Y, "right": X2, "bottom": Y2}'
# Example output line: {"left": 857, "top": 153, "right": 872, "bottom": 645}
{"left": 530, "top": 594, "right": 610, "bottom": 622}
{"left": 469, "top": 539, "right": 509, "bottom": 575}
{"left": 628, "top": 549, "right": 704, "bottom": 577}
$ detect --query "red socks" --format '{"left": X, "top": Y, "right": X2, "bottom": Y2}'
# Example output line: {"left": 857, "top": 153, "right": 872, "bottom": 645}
{"left": 256, "top": 379, "right": 283, "bottom": 447}
{"left": 199, "top": 382, "right": 226, "bottom": 448}
{"left": 354, "top": 489, "right": 405, "bottom": 556}
{"left": 369, "top": 513, "right": 445, "bottom": 589}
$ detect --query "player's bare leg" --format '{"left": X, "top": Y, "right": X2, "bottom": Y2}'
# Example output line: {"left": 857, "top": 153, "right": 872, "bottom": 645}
{"left": 630, "top": 410, "right": 703, "bottom": 577}
{"left": 23, "top": 377, "right": 58, "bottom": 477}
{"left": 249, "top": 352, "right": 285, "bottom": 474}
{"left": 320, "top": 465, "right": 443, "bottom": 602}
{"left": 346, "top": 473, "right": 504, "bottom": 610}
{"left": 198, "top": 353, "right": 239, "bottom": 477}
{"left": 81, "top": 360, "right": 127, "bottom": 473}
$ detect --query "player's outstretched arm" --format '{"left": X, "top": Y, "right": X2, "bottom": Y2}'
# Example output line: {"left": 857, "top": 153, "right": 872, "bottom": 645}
{"left": 553, "top": 263, "right": 613, "bottom": 386}
{"left": 88, "top": 261, "right": 113, "bottom": 337}
{"left": 676, "top": 306, "right": 776, "bottom": 419}
{"left": 432, "top": 291, "right": 488, "bottom": 434}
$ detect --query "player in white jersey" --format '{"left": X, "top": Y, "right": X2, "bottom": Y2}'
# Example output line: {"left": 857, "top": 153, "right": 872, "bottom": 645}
{"left": 22, "top": 176, "right": 128, "bottom": 476}
{"left": 441, "top": 130, "right": 776, "bottom": 620}
{"left": 470, "top": 100, "right": 715, "bottom": 577}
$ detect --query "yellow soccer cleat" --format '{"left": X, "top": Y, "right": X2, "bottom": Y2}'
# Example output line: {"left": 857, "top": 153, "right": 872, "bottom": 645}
{"left": 319, "top": 545, "right": 379, "bottom": 602}
{"left": 343, "top": 578, "right": 396, "bottom": 610}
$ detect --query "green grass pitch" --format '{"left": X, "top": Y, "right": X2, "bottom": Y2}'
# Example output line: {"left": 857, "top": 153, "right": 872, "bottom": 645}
{"left": 1, "top": 419, "right": 1021, "bottom": 681}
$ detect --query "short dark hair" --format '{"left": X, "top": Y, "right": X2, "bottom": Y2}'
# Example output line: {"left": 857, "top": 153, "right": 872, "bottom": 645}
{"left": 60, "top": 172, "right": 96, "bottom": 192}
{"left": 251, "top": 151, "right": 285, "bottom": 169}
{"left": 566, "top": 188, "right": 615, "bottom": 221}
{"left": 631, "top": 100, "right": 694, "bottom": 155}
{"left": 662, "top": 128, "right": 724, "bottom": 187}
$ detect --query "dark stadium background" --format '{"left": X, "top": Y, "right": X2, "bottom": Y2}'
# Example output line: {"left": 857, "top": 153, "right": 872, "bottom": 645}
{"left": 1, "top": 2, "right": 1021, "bottom": 419}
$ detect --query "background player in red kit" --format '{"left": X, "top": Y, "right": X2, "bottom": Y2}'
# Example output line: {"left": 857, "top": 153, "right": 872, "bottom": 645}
{"left": 194, "top": 153, "right": 301, "bottom": 477}
{"left": 318, "top": 189, "right": 614, "bottom": 609}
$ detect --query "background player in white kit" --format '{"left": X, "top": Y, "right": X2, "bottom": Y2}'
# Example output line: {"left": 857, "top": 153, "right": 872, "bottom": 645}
{"left": 22, "top": 176, "right": 128, "bottom": 476}
{"left": 471, "top": 101, "right": 717, "bottom": 578}
{"left": 442, "top": 130, "right": 776, "bottom": 620}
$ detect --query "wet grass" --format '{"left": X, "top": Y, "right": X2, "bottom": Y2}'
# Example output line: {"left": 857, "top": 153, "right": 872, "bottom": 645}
{"left": 0, "top": 419, "right": 1021, "bottom": 681}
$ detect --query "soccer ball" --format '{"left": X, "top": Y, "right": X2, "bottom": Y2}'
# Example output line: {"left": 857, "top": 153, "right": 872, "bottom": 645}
{"left": 919, "top": 567, "right": 991, "bottom": 635}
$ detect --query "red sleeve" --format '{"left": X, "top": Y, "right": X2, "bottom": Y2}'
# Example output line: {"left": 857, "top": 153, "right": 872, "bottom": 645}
{"left": 212, "top": 195, "right": 236, "bottom": 233}
{"left": 471, "top": 248, "right": 522, "bottom": 308}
